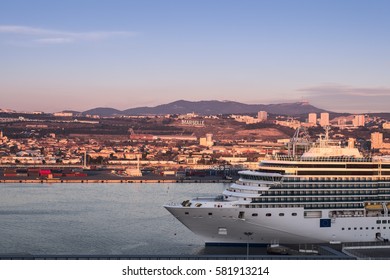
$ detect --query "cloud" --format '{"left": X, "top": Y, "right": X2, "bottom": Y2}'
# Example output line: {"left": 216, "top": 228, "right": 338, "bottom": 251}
{"left": 297, "top": 84, "right": 390, "bottom": 112}
{"left": 34, "top": 37, "right": 75, "bottom": 44}
{"left": 0, "top": 25, "right": 135, "bottom": 44}
{"left": 299, "top": 84, "right": 390, "bottom": 97}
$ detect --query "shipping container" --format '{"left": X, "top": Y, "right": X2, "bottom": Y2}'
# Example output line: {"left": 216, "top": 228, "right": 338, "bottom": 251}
{"left": 39, "top": 169, "right": 52, "bottom": 176}
{"left": 27, "top": 168, "right": 40, "bottom": 173}
{"left": 161, "top": 170, "right": 176, "bottom": 176}
{"left": 28, "top": 172, "right": 39, "bottom": 177}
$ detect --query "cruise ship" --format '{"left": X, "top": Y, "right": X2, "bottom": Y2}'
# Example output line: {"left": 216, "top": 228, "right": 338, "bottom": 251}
{"left": 165, "top": 129, "right": 390, "bottom": 245}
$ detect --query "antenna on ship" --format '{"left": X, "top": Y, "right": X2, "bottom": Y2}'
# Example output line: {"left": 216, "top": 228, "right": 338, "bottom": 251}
{"left": 288, "top": 127, "right": 311, "bottom": 157}
{"left": 318, "top": 126, "right": 334, "bottom": 148}
{"left": 325, "top": 126, "right": 330, "bottom": 140}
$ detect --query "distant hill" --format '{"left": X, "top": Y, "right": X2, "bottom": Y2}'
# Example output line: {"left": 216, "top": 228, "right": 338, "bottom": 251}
{"left": 83, "top": 100, "right": 326, "bottom": 116}
{"left": 82, "top": 107, "right": 123, "bottom": 117}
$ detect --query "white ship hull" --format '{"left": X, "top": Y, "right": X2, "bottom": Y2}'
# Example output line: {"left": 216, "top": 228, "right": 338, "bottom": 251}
{"left": 165, "top": 205, "right": 390, "bottom": 244}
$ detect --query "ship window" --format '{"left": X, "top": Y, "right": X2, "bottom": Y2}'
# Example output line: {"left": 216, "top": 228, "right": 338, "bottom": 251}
{"left": 252, "top": 213, "right": 258, "bottom": 217}
{"left": 342, "top": 228, "right": 344, "bottom": 230}
{"left": 348, "top": 228, "right": 351, "bottom": 230}
{"left": 384, "top": 227, "right": 387, "bottom": 229}
{"left": 208, "top": 213, "right": 213, "bottom": 216}
{"left": 354, "top": 227, "right": 357, "bottom": 230}
{"left": 360, "top": 227, "right": 363, "bottom": 230}
{"left": 266, "top": 213, "right": 272, "bottom": 217}
{"left": 185, "top": 212, "right": 189, "bottom": 215}
{"left": 238, "top": 211, "right": 245, "bottom": 219}
{"left": 292, "top": 213, "right": 297, "bottom": 216}
{"left": 378, "top": 227, "right": 380, "bottom": 229}
{"left": 366, "top": 227, "right": 369, "bottom": 230}
{"left": 377, "top": 220, "right": 381, "bottom": 224}
{"left": 279, "top": 213, "right": 284, "bottom": 216}
{"left": 383, "top": 220, "right": 387, "bottom": 224}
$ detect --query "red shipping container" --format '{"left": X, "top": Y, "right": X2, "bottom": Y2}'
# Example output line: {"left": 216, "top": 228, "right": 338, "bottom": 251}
{"left": 39, "top": 169, "right": 52, "bottom": 176}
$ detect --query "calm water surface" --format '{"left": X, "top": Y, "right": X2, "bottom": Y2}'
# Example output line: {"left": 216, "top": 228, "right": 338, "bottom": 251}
{"left": 0, "top": 183, "right": 229, "bottom": 255}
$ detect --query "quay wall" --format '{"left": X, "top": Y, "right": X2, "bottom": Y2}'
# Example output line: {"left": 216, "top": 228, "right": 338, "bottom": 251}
{"left": 0, "top": 179, "right": 234, "bottom": 184}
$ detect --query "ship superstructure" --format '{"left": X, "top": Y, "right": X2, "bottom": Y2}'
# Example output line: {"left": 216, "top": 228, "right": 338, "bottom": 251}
{"left": 165, "top": 129, "right": 390, "bottom": 244}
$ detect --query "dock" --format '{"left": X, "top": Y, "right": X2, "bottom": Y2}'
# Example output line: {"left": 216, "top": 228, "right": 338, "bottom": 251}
{"left": 0, "top": 178, "right": 234, "bottom": 184}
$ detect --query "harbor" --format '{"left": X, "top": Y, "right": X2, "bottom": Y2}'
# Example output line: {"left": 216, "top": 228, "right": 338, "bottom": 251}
{"left": 1, "top": 180, "right": 389, "bottom": 260}
{"left": 0, "top": 167, "right": 236, "bottom": 184}
{"left": 0, "top": 178, "right": 234, "bottom": 184}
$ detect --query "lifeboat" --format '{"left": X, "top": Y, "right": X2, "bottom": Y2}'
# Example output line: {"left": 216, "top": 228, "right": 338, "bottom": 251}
{"left": 365, "top": 204, "right": 383, "bottom": 210}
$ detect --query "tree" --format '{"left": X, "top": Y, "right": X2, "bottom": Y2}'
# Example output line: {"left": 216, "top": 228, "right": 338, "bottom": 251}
{"left": 10, "top": 145, "right": 19, "bottom": 154}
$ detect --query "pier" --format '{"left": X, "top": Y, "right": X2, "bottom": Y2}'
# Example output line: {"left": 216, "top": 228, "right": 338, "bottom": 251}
{"left": 0, "top": 178, "right": 234, "bottom": 184}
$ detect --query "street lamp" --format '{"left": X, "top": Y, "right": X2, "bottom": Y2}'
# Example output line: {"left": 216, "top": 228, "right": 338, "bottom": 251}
{"left": 244, "top": 232, "right": 253, "bottom": 260}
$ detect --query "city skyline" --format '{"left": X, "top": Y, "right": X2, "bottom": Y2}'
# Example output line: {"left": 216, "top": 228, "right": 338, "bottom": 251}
{"left": 1, "top": 0, "right": 390, "bottom": 113}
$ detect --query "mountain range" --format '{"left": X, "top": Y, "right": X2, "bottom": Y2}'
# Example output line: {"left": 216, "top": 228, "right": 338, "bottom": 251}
{"left": 82, "top": 100, "right": 326, "bottom": 117}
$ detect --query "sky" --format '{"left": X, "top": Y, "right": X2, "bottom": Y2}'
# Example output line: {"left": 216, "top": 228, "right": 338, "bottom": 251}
{"left": 1, "top": 0, "right": 390, "bottom": 113}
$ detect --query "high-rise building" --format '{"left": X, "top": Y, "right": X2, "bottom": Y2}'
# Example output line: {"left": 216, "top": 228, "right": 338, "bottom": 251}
{"left": 308, "top": 113, "right": 317, "bottom": 125}
{"left": 320, "top": 112, "right": 329, "bottom": 127}
{"left": 257, "top": 111, "right": 267, "bottom": 121}
{"left": 353, "top": 115, "right": 365, "bottom": 127}
{"left": 371, "top": 132, "right": 383, "bottom": 149}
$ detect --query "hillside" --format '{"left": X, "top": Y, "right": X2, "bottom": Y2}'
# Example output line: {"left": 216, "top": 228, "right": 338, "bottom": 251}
{"left": 83, "top": 100, "right": 326, "bottom": 116}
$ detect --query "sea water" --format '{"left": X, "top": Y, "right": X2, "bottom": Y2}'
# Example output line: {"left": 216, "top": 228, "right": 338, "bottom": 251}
{"left": 0, "top": 183, "right": 229, "bottom": 255}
